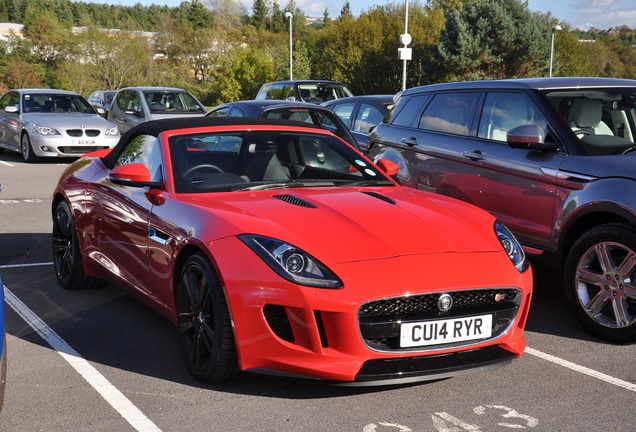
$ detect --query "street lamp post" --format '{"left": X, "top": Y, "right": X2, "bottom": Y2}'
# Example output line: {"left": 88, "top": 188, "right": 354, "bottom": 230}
{"left": 284, "top": 12, "right": 293, "bottom": 80}
{"left": 549, "top": 24, "right": 562, "bottom": 77}
{"left": 398, "top": 0, "right": 412, "bottom": 91}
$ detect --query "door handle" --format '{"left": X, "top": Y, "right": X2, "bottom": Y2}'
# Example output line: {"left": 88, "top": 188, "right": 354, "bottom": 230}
{"left": 402, "top": 137, "right": 418, "bottom": 147}
{"left": 461, "top": 150, "right": 486, "bottom": 161}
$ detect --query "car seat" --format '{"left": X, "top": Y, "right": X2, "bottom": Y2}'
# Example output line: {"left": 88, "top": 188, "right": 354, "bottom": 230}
{"left": 241, "top": 140, "right": 290, "bottom": 182}
{"left": 568, "top": 98, "right": 614, "bottom": 137}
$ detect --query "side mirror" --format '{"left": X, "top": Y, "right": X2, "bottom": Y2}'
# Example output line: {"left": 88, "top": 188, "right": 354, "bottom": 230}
{"left": 376, "top": 158, "right": 399, "bottom": 177}
{"left": 5, "top": 106, "right": 18, "bottom": 114}
{"left": 507, "top": 124, "right": 557, "bottom": 151}
{"left": 109, "top": 163, "right": 162, "bottom": 189}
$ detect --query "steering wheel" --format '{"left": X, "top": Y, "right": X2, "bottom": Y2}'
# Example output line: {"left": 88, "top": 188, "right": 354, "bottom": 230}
{"left": 183, "top": 164, "right": 223, "bottom": 178}
{"left": 617, "top": 145, "right": 636, "bottom": 155}
{"left": 572, "top": 128, "right": 591, "bottom": 138}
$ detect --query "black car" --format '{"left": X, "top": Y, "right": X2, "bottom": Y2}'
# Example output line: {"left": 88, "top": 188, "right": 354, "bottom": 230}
{"left": 255, "top": 80, "right": 354, "bottom": 104}
{"left": 322, "top": 95, "right": 395, "bottom": 153}
{"left": 368, "top": 77, "right": 636, "bottom": 343}
{"left": 206, "top": 100, "right": 361, "bottom": 152}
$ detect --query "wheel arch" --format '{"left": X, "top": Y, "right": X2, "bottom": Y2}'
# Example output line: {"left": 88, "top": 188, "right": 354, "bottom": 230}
{"left": 558, "top": 204, "right": 636, "bottom": 267}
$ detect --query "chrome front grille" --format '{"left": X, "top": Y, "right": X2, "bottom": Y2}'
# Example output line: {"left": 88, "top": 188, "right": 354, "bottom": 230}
{"left": 65, "top": 129, "right": 101, "bottom": 137}
{"left": 358, "top": 288, "right": 522, "bottom": 352}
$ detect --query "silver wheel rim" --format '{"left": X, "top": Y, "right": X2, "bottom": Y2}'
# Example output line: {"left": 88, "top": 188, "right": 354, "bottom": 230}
{"left": 575, "top": 241, "right": 636, "bottom": 329}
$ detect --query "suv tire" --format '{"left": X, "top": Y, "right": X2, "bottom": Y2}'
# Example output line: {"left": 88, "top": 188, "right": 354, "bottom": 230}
{"left": 564, "top": 223, "right": 636, "bottom": 343}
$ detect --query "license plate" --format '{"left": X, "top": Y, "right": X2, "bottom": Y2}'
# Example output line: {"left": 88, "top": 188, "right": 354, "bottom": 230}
{"left": 400, "top": 314, "right": 492, "bottom": 348}
{"left": 76, "top": 139, "right": 95, "bottom": 145}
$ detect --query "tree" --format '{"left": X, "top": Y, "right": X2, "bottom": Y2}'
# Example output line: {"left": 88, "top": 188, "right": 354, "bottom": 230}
{"left": 437, "top": 0, "right": 549, "bottom": 80}
{"left": 251, "top": 0, "right": 267, "bottom": 29}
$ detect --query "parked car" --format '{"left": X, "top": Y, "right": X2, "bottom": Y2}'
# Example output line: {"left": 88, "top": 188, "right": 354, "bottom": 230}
{"left": 0, "top": 89, "right": 120, "bottom": 162}
{"left": 368, "top": 77, "right": 636, "bottom": 343}
{"left": 87, "top": 90, "right": 117, "bottom": 117}
{"left": 206, "top": 99, "right": 361, "bottom": 152}
{"left": 108, "top": 86, "right": 207, "bottom": 133}
{"left": 255, "top": 80, "right": 354, "bottom": 104}
{"left": 52, "top": 116, "right": 531, "bottom": 384}
{"left": 322, "top": 95, "right": 395, "bottom": 153}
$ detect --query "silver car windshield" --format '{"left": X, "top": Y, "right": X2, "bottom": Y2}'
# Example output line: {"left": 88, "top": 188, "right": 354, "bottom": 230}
{"left": 23, "top": 94, "right": 94, "bottom": 114}
{"left": 143, "top": 91, "right": 206, "bottom": 113}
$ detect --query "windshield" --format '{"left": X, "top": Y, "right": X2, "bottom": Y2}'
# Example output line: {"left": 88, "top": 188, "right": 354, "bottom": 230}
{"left": 169, "top": 130, "right": 391, "bottom": 193}
{"left": 297, "top": 84, "right": 354, "bottom": 103}
{"left": 542, "top": 87, "right": 636, "bottom": 155}
{"left": 22, "top": 94, "right": 95, "bottom": 114}
{"left": 143, "top": 90, "right": 206, "bottom": 114}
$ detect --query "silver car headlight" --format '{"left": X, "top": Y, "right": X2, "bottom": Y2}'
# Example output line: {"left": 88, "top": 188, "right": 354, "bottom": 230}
{"left": 33, "top": 124, "right": 60, "bottom": 136}
{"left": 495, "top": 221, "right": 528, "bottom": 272}
{"left": 239, "top": 234, "right": 342, "bottom": 288}
{"left": 105, "top": 126, "right": 119, "bottom": 136}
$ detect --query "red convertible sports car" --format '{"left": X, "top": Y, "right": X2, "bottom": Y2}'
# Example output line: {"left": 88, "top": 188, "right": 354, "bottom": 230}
{"left": 52, "top": 117, "right": 532, "bottom": 385}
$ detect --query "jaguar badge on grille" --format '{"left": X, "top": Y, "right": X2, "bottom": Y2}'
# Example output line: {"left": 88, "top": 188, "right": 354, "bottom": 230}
{"left": 438, "top": 293, "right": 453, "bottom": 312}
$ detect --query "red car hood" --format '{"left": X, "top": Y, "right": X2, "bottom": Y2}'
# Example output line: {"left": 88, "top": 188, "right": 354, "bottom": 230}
{"left": 182, "top": 186, "right": 501, "bottom": 263}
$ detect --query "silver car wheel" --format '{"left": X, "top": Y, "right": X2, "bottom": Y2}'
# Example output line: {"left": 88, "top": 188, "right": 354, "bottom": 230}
{"left": 21, "top": 133, "right": 36, "bottom": 163}
{"left": 574, "top": 240, "right": 636, "bottom": 330}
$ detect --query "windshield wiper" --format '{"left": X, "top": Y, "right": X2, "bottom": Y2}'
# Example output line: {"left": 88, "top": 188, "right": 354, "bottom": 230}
{"left": 340, "top": 180, "right": 395, "bottom": 187}
{"left": 239, "top": 180, "right": 336, "bottom": 191}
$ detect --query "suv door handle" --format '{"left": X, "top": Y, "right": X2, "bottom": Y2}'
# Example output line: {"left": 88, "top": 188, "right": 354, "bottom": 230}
{"left": 402, "top": 137, "right": 418, "bottom": 147}
{"left": 461, "top": 150, "right": 486, "bottom": 161}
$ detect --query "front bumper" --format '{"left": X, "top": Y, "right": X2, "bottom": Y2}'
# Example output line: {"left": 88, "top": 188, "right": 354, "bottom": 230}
{"left": 208, "top": 238, "right": 532, "bottom": 383}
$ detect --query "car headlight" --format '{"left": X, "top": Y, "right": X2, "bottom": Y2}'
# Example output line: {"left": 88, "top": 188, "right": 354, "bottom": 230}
{"left": 33, "top": 124, "right": 60, "bottom": 136}
{"left": 495, "top": 221, "right": 528, "bottom": 272}
{"left": 239, "top": 234, "right": 342, "bottom": 288}
{"left": 105, "top": 126, "right": 119, "bottom": 136}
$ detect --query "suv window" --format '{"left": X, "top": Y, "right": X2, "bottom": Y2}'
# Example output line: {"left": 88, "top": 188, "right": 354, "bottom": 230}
{"left": 391, "top": 94, "right": 430, "bottom": 127}
{"left": 418, "top": 92, "right": 478, "bottom": 136}
{"left": 478, "top": 92, "right": 549, "bottom": 142}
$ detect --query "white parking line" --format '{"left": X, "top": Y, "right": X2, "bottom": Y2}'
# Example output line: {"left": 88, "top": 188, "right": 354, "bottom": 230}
{"left": 3, "top": 283, "right": 162, "bottom": 432}
{"left": 0, "top": 160, "right": 14, "bottom": 167}
{"left": 525, "top": 347, "right": 636, "bottom": 392}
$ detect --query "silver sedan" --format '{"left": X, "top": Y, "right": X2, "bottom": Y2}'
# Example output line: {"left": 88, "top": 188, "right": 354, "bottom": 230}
{"left": 0, "top": 89, "right": 120, "bottom": 162}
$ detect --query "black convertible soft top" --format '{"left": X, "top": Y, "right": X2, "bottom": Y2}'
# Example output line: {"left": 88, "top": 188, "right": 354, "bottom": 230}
{"left": 102, "top": 116, "right": 322, "bottom": 168}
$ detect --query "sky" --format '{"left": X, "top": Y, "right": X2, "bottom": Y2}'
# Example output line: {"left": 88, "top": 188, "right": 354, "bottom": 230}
{"left": 100, "top": 0, "right": 635, "bottom": 30}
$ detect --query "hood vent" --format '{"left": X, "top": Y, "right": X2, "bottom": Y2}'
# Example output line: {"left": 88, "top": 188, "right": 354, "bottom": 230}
{"left": 361, "top": 191, "right": 396, "bottom": 205}
{"left": 273, "top": 194, "right": 317, "bottom": 208}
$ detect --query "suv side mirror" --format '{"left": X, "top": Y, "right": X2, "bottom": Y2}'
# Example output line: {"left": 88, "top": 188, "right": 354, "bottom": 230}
{"left": 507, "top": 124, "right": 557, "bottom": 152}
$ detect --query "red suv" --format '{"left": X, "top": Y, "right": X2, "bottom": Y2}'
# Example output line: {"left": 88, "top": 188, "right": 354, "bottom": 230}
{"left": 369, "top": 77, "right": 636, "bottom": 343}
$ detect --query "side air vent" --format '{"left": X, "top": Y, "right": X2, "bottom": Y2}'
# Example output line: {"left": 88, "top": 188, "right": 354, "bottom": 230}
{"left": 273, "top": 194, "right": 317, "bottom": 208}
{"left": 361, "top": 191, "right": 396, "bottom": 205}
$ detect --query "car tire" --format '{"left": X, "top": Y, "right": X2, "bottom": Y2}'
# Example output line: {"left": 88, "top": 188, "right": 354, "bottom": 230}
{"left": 176, "top": 253, "right": 242, "bottom": 383}
{"left": 21, "top": 133, "right": 38, "bottom": 163}
{"left": 52, "top": 200, "right": 103, "bottom": 290}
{"left": 564, "top": 223, "right": 636, "bottom": 343}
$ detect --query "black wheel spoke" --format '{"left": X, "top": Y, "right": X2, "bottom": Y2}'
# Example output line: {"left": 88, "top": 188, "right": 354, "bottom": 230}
{"left": 176, "top": 253, "right": 239, "bottom": 382}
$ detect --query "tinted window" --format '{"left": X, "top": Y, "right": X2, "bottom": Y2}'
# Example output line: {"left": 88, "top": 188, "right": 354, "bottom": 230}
{"left": 391, "top": 94, "right": 430, "bottom": 127}
{"left": 331, "top": 102, "right": 356, "bottom": 124}
{"left": 208, "top": 106, "right": 230, "bottom": 117}
{"left": 353, "top": 103, "right": 385, "bottom": 134}
{"left": 478, "top": 92, "right": 549, "bottom": 142}
{"left": 418, "top": 92, "right": 478, "bottom": 136}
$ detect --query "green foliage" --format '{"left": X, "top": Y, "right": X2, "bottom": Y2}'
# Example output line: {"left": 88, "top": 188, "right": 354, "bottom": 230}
{"left": 438, "top": 0, "right": 549, "bottom": 80}
{"left": 0, "top": 0, "right": 633, "bottom": 102}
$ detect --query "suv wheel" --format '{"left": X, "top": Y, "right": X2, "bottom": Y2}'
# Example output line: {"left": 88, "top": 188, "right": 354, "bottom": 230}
{"left": 564, "top": 223, "right": 636, "bottom": 343}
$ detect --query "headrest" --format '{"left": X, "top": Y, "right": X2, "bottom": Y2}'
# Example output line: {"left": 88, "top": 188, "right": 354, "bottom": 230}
{"left": 569, "top": 98, "right": 602, "bottom": 128}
